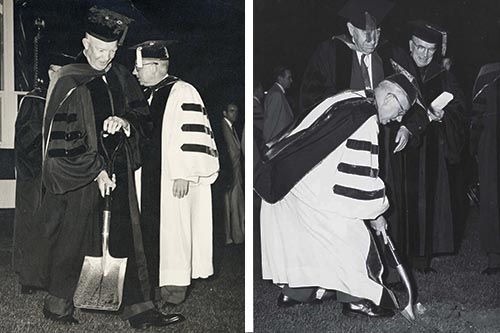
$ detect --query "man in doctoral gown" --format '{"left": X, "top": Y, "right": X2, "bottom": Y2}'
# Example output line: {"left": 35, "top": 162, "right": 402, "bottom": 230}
{"left": 41, "top": 7, "right": 183, "bottom": 328}
{"left": 132, "top": 40, "right": 219, "bottom": 304}
{"left": 255, "top": 73, "right": 418, "bottom": 317}
{"left": 404, "top": 21, "right": 466, "bottom": 273}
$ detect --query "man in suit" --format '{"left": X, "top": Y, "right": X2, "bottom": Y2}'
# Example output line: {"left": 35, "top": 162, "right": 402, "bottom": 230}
{"left": 221, "top": 103, "right": 245, "bottom": 245}
{"left": 263, "top": 66, "right": 295, "bottom": 144}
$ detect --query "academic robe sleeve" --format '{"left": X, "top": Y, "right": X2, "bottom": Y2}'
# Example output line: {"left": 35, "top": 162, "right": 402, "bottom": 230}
{"left": 441, "top": 71, "right": 466, "bottom": 164}
{"left": 43, "top": 81, "right": 105, "bottom": 194}
{"left": 163, "top": 81, "right": 219, "bottom": 184}
{"left": 328, "top": 116, "right": 389, "bottom": 220}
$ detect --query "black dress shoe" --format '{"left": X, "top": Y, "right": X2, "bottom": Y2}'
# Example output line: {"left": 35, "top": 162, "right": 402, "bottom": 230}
{"left": 42, "top": 308, "right": 79, "bottom": 324}
{"left": 342, "top": 300, "right": 395, "bottom": 318}
{"left": 129, "top": 309, "right": 185, "bottom": 329}
{"left": 481, "top": 267, "right": 500, "bottom": 275}
{"left": 277, "top": 293, "right": 302, "bottom": 308}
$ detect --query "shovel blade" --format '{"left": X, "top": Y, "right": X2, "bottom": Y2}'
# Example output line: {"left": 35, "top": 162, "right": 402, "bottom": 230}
{"left": 73, "top": 255, "right": 127, "bottom": 311}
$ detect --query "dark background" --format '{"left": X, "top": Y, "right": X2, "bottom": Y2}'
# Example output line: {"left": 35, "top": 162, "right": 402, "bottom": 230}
{"left": 14, "top": 0, "right": 245, "bottom": 132}
{"left": 254, "top": 0, "right": 500, "bottom": 110}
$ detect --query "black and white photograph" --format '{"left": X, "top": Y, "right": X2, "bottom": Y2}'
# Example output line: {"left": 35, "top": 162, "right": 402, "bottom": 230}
{"left": 253, "top": 0, "right": 500, "bottom": 331}
{"left": 0, "top": 0, "right": 244, "bottom": 331}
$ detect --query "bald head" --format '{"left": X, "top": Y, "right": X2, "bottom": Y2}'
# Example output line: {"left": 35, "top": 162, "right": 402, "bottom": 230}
{"left": 374, "top": 80, "right": 412, "bottom": 125}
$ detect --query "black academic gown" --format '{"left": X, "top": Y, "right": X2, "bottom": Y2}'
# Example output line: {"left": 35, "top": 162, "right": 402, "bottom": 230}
{"left": 405, "top": 60, "right": 466, "bottom": 261}
{"left": 299, "top": 36, "right": 429, "bottom": 258}
{"left": 42, "top": 59, "right": 151, "bottom": 311}
{"left": 471, "top": 64, "right": 500, "bottom": 255}
{"left": 13, "top": 87, "right": 48, "bottom": 288}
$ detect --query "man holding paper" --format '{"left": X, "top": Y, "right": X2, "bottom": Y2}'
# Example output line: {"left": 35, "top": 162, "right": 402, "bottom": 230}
{"left": 404, "top": 21, "right": 466, "bottom": 273}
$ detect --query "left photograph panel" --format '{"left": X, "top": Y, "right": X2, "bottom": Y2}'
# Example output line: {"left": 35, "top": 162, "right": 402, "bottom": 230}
{"left": 0, "top": 0, "right": 244, "bottom": 331}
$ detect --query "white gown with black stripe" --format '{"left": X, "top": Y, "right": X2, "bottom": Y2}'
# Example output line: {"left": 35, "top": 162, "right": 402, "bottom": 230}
{"left": 261, "top": 91, "right": 390, "bottom": 305}
{"left": 156, "top": 80, "right": 219, "bottom": 287}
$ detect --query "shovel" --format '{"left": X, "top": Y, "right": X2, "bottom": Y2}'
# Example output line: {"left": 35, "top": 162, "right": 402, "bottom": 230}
{"left": 380, "top": 229, "right": 417, "bottom": 322}
{"left": 73, "top": 132, "right": 127, "bottom": 311}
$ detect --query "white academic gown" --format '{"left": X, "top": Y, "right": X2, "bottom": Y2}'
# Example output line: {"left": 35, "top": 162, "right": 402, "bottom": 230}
{"left": 261, "top": 91, "right": 391, "bottom": 305}
{"left": 154, "top": 80, "right": 219, "bottom": 287}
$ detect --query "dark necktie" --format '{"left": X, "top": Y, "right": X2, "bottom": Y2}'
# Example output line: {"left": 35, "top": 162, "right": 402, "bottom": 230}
{"left": 360, "top": 54, "right": 372, "bottom": 90}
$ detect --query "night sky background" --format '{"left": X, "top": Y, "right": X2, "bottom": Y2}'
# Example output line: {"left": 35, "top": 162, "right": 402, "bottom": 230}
{"left": 14, "top": 0, "right": 245, "bottom": 132}
{"left": 254, "top": 0, "right": 500, "bottom": 111}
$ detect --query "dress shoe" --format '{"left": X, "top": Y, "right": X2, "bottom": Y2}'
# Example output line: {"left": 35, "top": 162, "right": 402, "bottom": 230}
{"left": 42, "top": 308, "right": 79, "bottom": 324}
{"left": 481, "top": 267, "right": 500, "bottom": 275}
{"left": 342, "top": 300, "right": 395, "bottom": 318}
{"left": 277, "top": 293, "right": 302, "bottom": 308}
{"left": 129, "top": 309, "right": 185, "bottom": 329}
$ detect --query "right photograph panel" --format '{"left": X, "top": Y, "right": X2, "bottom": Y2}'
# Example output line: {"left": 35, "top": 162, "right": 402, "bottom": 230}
{"left": 253, "top": 0, "right": 500, "bottom": 331}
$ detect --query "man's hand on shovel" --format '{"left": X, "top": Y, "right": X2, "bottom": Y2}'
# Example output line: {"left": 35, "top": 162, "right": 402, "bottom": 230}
{"left": 96, "top": 170, "right": 116, "bottom": 198}
{"left": 370, "top": 215, "right": 388, "bottom": 244}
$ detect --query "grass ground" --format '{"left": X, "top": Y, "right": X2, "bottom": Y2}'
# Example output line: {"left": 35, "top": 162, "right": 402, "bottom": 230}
{"left": 254, "top": 203, "right": 500, "bottom": 332}
{"left": 0, "top": 207, "right": 244, "bottom": 332}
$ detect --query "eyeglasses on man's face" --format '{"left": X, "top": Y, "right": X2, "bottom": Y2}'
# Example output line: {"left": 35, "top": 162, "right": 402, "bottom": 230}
{"left": 387, "top": 92, "right": 407, "bottom": 116}
{"left": 134, "top": 62, "right": 159, "bottom": 70}
{"left": 411, "top": 39, "right": 437, "bottom": 55}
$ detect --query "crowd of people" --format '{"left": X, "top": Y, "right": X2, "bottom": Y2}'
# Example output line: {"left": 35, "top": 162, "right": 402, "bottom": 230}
{"left": 12, "top": 5, "right": 244, "bottom": 329}
{"left": 254, "top": 0, "right": 500, "bottom": 319}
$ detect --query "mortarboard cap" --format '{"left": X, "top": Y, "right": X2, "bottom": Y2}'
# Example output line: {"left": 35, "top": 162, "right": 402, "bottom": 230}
{"left": 339, "top": 0, "right": 395, "bottom": 30}
{"left": 86, "top": 6, "right": 134, "bottom": 45}
{"left": 409, "top": 20, "right": 447, "bottom": 56}
{"left": 385, "top": 72, "right": 418, "bottom": 106}
{"left": 130, "top": 40, "right": 177, "bottom": 68}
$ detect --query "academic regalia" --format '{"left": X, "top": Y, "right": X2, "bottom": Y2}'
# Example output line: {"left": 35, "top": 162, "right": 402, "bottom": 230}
{"left": 42, "top": 61, "right": 151, "bottom": 317}
{"left": 471, "top": 63, "right": 500, "bottom": 259}
{"left": 299, "top": 36, "right": 428, "bottom": 260}
{"left": 139, "top": 75, "right": 219, "bottom": 293}
{"left": 13, "top": 87, "right": 48, "bottom": 289}
{"left": 405, "top": 59, "right": 466, "bottom": 264}
{"left": 255, "top": 91, "right": 397, "bottom": 308}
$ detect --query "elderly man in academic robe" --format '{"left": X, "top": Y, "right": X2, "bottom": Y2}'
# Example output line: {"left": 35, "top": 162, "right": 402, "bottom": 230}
{"left": 132, "top": 40, "right": 219, "bottom": 305}
{"left": 404, "top": 21, "right": 466, "bottom": 273}
{"left": 255, "top": 73, "right": 418, "bottom": 317}
{"left": 299, "top": 0, "right": 429, "bottom": 270}
{"left": 41, "top": 8, "right": 183, "bottom": 328}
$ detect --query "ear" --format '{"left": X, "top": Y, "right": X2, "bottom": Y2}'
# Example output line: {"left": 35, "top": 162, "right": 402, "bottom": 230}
{"left": 408, "top": 39, "right": 413, "bottom": 52}
{"left": 347, "top": 22, "right": 354, "bottom": 36}
{"left": 82, "top": 37, "right": 89, "bottom": 50}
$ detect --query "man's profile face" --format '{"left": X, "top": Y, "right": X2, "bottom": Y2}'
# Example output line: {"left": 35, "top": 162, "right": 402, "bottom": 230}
{"left": 409, "top": 36, "right": 437, "bottom": 68}
{"left": 278, "top": 70, "right": 293, "bottom": 90}
{"left": 377, "top": 83, "right": 409, "bottom": 125}
{"left": 348, "top": 23, "right": 380, "bottom": 55}
{"left": 132, "top": 58, "right": 160, "bottom": 87}
{"left": 82, "top": 35, "right": 118, "bottom": 71}
{"left": 224, "top": 104, "right": 239, "bottom": 123}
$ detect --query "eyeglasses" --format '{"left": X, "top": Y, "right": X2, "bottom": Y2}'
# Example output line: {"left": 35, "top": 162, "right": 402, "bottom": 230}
{"left": 411, "top": 39, "right": 437, "bottom": 55}
{"left": 134, "top": 62, "right": 158, "bottom": 69}
{"left": 387, "top": 93, "right": 407, "bottom": 116}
